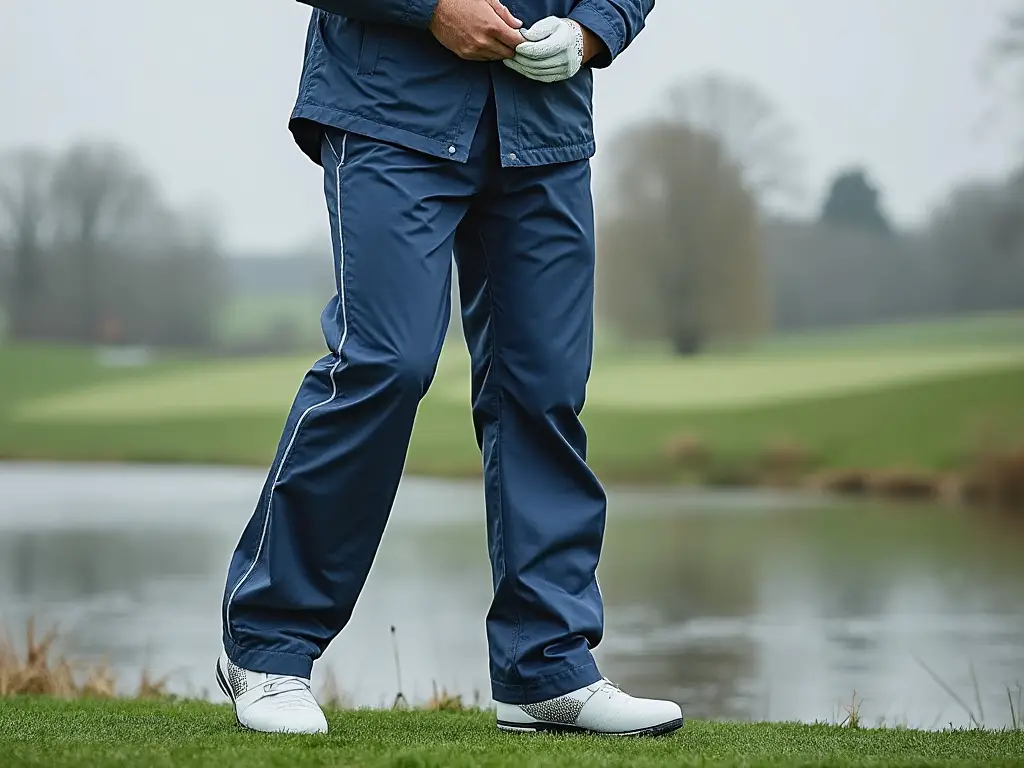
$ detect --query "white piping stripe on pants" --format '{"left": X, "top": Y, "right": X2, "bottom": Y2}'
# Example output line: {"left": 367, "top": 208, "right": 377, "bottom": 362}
{"left": 225, "top": 132, "right": 349, "bottom": 642}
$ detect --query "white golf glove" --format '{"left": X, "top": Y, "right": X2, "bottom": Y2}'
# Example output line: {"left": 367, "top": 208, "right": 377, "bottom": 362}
{"left": 504, "top": 16, "right": 585, "bottom": 84}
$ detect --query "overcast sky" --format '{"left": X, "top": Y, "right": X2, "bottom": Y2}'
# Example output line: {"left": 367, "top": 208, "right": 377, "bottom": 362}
{"left": 1, "top": 1, "right": 1019, "bottom": 251}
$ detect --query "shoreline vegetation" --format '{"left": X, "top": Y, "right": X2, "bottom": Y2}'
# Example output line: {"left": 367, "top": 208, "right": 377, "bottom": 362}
{"left": 4, "top": 621, "right": 1023, "bottom": 725}
{"left": 2, "top": 625, "right": 1023, "bottom": 768}
{"left": 0, "top": 313, "right": 1021, "bottom": 511}
{"left": 1, "top": 435, "right": 1021, "bottom": 511}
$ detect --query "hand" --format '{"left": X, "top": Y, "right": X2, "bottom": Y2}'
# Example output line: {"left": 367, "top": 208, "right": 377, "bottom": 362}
{"left": 503, "top": 16, "right": 599, "bottom": 83}
{"left": 429, "top": 0, "right": 524, "bottom": 61}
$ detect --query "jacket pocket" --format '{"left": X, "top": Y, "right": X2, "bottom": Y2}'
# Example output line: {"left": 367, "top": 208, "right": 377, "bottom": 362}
{"left": 356, "top": 23, "right": 381, "bottom": 75}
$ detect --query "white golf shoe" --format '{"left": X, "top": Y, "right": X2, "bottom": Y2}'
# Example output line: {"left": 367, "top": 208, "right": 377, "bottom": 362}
{"left": 496, "top": 679, "right": 683, "bottom": 736}
{"left": 216, "top": 652, "right": 328, "bottom": 734}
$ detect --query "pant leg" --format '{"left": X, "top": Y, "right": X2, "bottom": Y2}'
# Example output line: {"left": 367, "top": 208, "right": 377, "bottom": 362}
{"left": 222, "top": 128, "right": 476, "bottom": 677}
{"left": 454, "top": 156, "right": 606, "bottom": 704}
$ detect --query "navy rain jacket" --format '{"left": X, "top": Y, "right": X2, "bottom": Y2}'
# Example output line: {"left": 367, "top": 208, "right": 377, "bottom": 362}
{"left": 290, "top": 0, "right": 654, "bottom": 168}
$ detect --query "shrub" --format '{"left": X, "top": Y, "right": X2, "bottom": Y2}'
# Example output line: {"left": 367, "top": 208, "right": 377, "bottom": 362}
{"left": 664, "top": 433, "right": 711, "bottom": 470}
{"left": 759, "top": 437, "right": 815, "bottom": 487}
{"left": 812, "top": 470, "right": 871, "bottom": 496}
{"left": 869, "top": 469, "right": 942, "bottom": 502}
{"left": 967, "top": 445, "right": 1024, "bottom": 513}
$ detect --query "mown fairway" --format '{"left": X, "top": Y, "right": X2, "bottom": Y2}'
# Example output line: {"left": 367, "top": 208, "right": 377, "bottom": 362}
{"left": 1, "top": 313, "right": 1022, "bottom": 481}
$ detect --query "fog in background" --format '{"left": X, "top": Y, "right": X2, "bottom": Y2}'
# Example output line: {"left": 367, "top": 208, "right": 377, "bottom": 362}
{"left": 1, "top": 0, "right": 1022, "bottom": 351}
{"left": 1, "top": 0, "right": 1018, "bottom": 251}
{"left": 2, "top": 2, "right": 1024, "bottom": 726}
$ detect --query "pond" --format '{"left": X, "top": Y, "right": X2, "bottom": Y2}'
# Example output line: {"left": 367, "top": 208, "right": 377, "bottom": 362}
{"left": 1, "top": 463, "right": 1022, "bottom": 728}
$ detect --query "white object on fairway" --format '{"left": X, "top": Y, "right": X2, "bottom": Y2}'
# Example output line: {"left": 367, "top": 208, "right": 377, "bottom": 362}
{"left": 216, "top": 652, "right": 328, "bottom": 734}
{"left": 495, "top": 679, "right": 684, "bottom": 736}
{"left": 504, "top": 16, "right": 585, "bottom": 84}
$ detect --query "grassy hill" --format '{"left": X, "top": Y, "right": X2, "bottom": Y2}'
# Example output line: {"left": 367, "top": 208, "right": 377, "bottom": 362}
{"left": 1, "top": 313, "right": 1021, "bottom": 485}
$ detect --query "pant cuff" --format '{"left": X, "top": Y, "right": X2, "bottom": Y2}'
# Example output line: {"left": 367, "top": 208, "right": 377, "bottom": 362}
{"left": 491, "top": 661, "right": 602, "bottom": 705}
{"left": 224, "top": 635, "right": 314, "bottom": 679}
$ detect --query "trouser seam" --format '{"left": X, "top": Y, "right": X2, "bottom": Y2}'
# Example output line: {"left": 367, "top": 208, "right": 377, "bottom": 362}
{"left": 222, "top": 131, "right": 348, "bottom": 644}
{"left": 476, "top": 226, "right": 523, "bottom": 686}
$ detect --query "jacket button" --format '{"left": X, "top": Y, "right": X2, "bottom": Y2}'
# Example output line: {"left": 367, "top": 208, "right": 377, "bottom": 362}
{"left": 448, "top": 146, "right": 456, "bottom": 154}
{"left": 508, "top": 153, "right": 518, "bottom": 162}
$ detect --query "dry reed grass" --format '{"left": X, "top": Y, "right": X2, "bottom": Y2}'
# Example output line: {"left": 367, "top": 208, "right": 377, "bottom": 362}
{"left": 664, "top": 433, "right": 711, "bottom": 471}
{"left": 0, "top": 619, "right": 168, "bottom": 700}
{"left": 810, "top": 469, "right": 871, "bottom": 496}
{"left": 0, "top": 620, "right": 486, "bottom": 712}
{"left": 424, "top": 682, "right": 479, "bottom": 712}
{"left": 868, "top": 469, "right": 942, "bottom": 502}
{"left": 965, "top": 445, "right": 1024, "bottom": 512}
{"left": 759, "top": 437, "right": 815, "bottom": 488}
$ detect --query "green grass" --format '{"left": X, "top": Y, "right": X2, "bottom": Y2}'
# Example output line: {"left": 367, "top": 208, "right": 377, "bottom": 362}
{"left": 596, "top": 312, "right": 1024, "bottom": 357}
{"left": 1, "top": 313, "right": 1022, "bottom": 481}
{"left": 218, "top": 294, "right": 326, "bottom": 347}
{"left": 414, "top": 367, "right": 1024, "bottom": 481}
{"left": 1, "top": 699, "right": 1021, "bottom": 768}
{"left": 736, "top": 312, "right": 1024, "bottom": 353}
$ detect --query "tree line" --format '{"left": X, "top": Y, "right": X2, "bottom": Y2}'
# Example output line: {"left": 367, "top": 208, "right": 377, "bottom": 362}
{"left": 596, "top": 72, "right": 1024, "bottom": 353}
{"left": 0, "top": 143, "right": 225, "bottom": 347}
{"left": 2, "top": 3, "right": 1022, "bottom": 355}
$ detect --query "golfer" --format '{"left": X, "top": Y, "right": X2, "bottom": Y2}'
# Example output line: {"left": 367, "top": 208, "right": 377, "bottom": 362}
{"left": 217, "top": 0, "right": 682, "bottom": 736}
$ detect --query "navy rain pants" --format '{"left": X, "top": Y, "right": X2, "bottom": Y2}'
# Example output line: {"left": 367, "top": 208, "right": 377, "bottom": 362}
{"left": 222, "top": 92, "right": 607, "bottom": 704}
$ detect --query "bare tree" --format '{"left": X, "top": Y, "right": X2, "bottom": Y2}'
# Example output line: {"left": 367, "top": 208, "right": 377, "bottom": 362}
{"left": 982, "top": 5, "right": 1024, "bottom": 251}
{"left": 989, "top": 1, "right": 1024, "bottom": 91}
{"left": 668, "top": 74, "right": 802, "bottom": 207}
{"left": 597, "top": 75, "right": 795, "bottom": 352}
{"left": 0, "top": 149, "right": 53, "bottom": 339}
{"left": 928, "top": 178, "right": 1024, "bottom": 313}
{"left": 1, "top": 140, "right": 226, "bottom": 349}
{"left": 599, "top": 120, "right": 766, "bottom": 354}
{"left": 50, "top": 143, "right": 159, "bottom": 342}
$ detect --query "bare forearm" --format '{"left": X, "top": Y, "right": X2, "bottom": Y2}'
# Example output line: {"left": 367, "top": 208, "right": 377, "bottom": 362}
{"left": 579, "top": 25, "right": 607, "bottom": 64}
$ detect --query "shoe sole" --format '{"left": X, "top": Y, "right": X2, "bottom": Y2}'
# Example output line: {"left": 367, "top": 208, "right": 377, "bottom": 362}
{"left": 222, "top": 659, "right": 678, "bottom": 738}
{"left": 497, "top": 716, "right": 684, "bottom": 738}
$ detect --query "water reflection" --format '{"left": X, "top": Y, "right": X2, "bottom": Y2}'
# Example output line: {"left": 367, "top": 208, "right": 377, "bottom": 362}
{"left": 1, "top": 463, "right": 1022, "bottom": 727}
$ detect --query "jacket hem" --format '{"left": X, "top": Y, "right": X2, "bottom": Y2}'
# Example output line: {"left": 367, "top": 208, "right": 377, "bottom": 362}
{"left": 291, "top": 104, "right": 596, "bottom": 168}
{"left": 291, "top": 104, "right": 470, "bottom": 164}
{"left": 505, "top": 141, "right": 596, "bottom": 168}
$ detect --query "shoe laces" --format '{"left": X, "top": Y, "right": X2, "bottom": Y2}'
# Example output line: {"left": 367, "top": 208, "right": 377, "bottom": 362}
{"left": 595, "top": 678, "right": 628, "bottom": 700}
{"left": 262, "top": 675, "right": 314, "bottom": 697}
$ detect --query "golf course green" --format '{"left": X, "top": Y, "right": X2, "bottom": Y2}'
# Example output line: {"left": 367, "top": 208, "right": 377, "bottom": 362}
{"left": 1, "top": 312, "right": 1022, "bottom": 483}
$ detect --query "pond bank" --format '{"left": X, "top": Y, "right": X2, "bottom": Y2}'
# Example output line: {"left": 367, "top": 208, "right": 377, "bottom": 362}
{"left": 3, "top": 463, "right": 1024, "bottom": 727}
{"left": 1, "top": 344, "right": 1022, "bottom": 510}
